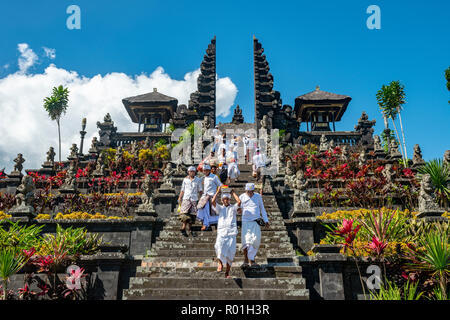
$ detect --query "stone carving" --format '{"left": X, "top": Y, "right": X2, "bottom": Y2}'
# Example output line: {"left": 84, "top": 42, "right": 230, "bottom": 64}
{"left": 96, "top": 113, "right": 117, "bottom": 148}
{"left": 115, "top": 146, "right": 124, "bottom": 162}
{"left": 61, "top": 161, "right": 77, "bottom": 192}
{"left": 389, "top": 139, "right": 402, "bottom": 158}
{"left": 319, "top": 134, "right": 328, "bottom": 153}
{"left": 293, "top": 170, "right": 310, "bottom": 212}
{"left": 382, "top": 163, "right": 394, "bottom": 193}
{"left": 260, "top": 115, "right": 270, "bottom": 131}
{"left": 93, "top": 153, "right": 105, "bottom": 176}
{"left": 13, "top": 153, "right": 25, "bottom": 174}
{"left": 284, "top": 160, "right": 296, "bottom": 188}
{"left": 46, "top": 147, "right": 56, "bottom": 164}
{"left": 444, "top": 150, "right": 450, "bottom": 167}
{"left": 136, "top": 174, "right": 156, "bottom": 215}
{"left": 373, "top": 135, "right": 383, "bottom": 152}
{"left": 161, "top": 162, "right": 174, "bottom": 188}
{"left": 174, "top": 158, "right": 186, "bottom": 176}
{"left": 328, "top": 140, "right": 335, "bottom": 153}
{"left": 418, "top": 174, "right": 440, "bottom": 212}
{"left": 340, "top": 145, "right": 348, "bottom": 161}
{"left": 10, "top": 175, "right": 36, "bottom": 216}
{"left": 412, "top": 144, "right": 425, "bottom": 167}
{"left": 358, "top": 150, "right": 367, "bottom": 167}
{"left": 130, "top": 141, "right": 138, "bottom": 158}
{"left": 232, "top": 105, "right": 244, "bottom": 124}
{"left": 202, "top": 115, "right": 211, "bottom": 130}
{"left": 354, "top": 111, "right": 376, "bottom": 148}
{"left": 144, "top": 137, "right": 151, "bottom": 149}
{"left": 89, "top": 137, "right": 99, "bottom": 153}
{"left": 69, "top": 144, "right": 78, "bottom": 159}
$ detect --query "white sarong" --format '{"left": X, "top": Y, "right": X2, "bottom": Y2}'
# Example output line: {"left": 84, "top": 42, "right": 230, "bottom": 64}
{"left": 196, "top": 201, "right": 219, "bottom": 227}
{"left": 241, "top": 220, "right": 261, "bottom": 261}
{"left": 215, "top": 234, "right": 236, "bottom": 266}
{"left": 227, "top": 162, "right": 240, "bottom": 179}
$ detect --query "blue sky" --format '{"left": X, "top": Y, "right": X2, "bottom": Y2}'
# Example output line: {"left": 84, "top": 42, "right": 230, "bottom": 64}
{"left": 0, "top": 0, "right": 449, "bottom": 162}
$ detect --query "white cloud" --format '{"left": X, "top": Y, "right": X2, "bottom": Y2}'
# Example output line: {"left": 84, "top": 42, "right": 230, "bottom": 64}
{"left": 0, "top": 45, "right": 238, "bottom": 172}
{"left": 43, "top": 47, "right": 56, "bottom": 59}
{"left": 17, "top": 43, "right": 38, "bottom": 74}
{"left": 3, "top": 64, "right": 9, "bottom": 69}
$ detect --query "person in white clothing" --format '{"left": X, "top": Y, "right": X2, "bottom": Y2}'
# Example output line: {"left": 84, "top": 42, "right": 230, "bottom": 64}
{"left": 239, "top": 183, "right": 270, "bottom": 267}
{"left": 211, "top": 186, "right": 242, "bottom": 278}
{"left": 196, "top": 164, "right": 223, "bottom": 230}
{"left": 252, "top": 148, "right": 267, "bottom": 183}
{"left": 177, "top": 166, "right": 203, "bottom": 236}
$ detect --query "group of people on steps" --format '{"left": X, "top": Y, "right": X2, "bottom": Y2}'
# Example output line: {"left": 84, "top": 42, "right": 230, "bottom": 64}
{"left": 176, "top": 130, "right": 269, "bottom": 278}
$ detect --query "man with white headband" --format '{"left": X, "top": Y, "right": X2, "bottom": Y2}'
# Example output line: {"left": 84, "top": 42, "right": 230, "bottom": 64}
{"left": 239, "top": 182, "right": 269, "bottom": 267}
{"left": 178, "top": 166, "right": 203, "bottom": 236}
{"left": 196, "top": 164, "right": 223, "bottom": 231}
{"left": 211, "top": 186, "right": 242, "bottom": 278}
{"left": 252, "top": 148, "right": 267, "bottom": 183}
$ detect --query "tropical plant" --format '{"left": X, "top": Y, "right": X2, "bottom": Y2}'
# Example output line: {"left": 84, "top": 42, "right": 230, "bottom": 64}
{"left": 370, "top": 279, "right": 423, "bottom": 300}
{"left": 0, "top": 221, "right": 43, "bottom": 251}
{"left": 417, "top": 159, "right": 450, "bottom": 205}
{"left": 0, "top": 248, "right": 28, "bottom": 300}
{"left": 43, "top": 85, "right": 69, "bottom": 162}
{"left": 376, "top": 81, "right": 408, "bottom": 166}
{"left": 405, "top": 229, "right": 450, "bottom": 300}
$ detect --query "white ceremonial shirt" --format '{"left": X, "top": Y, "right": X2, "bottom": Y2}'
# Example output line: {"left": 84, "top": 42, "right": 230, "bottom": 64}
{"left": 252, "top": 153, "right": 267, "bottom": 169}
{"left": 212, "top": 203, "right": 239, "bottom": 236}
{"left": 202, "top": 173, "right": 223, "bottom": 196}
{"left": 181, "top": 176, "right": 203, "bottom": 201}
{"left": 239, "top": 192, "right": 269, "bottom": 223}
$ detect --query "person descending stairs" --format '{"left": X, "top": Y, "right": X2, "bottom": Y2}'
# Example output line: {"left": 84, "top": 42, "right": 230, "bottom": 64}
{"left": 122, "top": 164, "right": 309, "bottom": 300}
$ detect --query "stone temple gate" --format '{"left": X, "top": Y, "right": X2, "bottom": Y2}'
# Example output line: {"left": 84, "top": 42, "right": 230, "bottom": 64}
{"left": 95, "top": 36, "right": 376, "bottom": 151}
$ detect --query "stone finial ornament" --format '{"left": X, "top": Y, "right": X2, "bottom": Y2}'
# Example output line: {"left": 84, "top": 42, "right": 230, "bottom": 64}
{"left": 418, "top": 174, "right": 440, "bottom": 212}
{"left": 412, "top": 144, "right": 425, "bottom": 167}
{"left": 13, "top": 153, "right": 25, "bottom": 173}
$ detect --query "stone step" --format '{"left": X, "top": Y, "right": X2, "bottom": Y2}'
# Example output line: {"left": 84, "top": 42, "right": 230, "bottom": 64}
{"left": 123, "top": 288, "right": 309, "bottom": 300}
{"left": 136, "top": 265, "right": 303, "bottom": 278}
{"left": 158, "top": 230, "right": 289, "bottom": 238}
{"left": 153, "top": 242, "right": 293, "bottom": 250}
{"left": 155, "top": 235, "right": 291, "bottom": 243}
{"left": 128, "top": 277, "right": 306, "bottom": 290}
{"left": 148, "top": 249, "right": 296, "bottom": 258}
{"left": 142, "top": 256, "right": 297, "bottom": 263}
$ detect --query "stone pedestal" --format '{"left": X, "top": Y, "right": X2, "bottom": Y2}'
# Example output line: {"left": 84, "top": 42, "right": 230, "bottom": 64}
{"left": 311, "top": 244, "right": 346, "bottom": 300}
{"left": 374, "top": 150, "right": 386, "bottom": 159}
{"left": 39, "top": 162, "right": 56, "bottom": 176}
{"left": 154, "top": 184, "right": 177, "bottom": 220}
{"left": 135, "top": 204, "right": 157, "bottom": 217}
{"left": 6, "top": 172, "right": 22, "bottom": 194}
{"left": 58, "top": 187, "right": 78, "bottom": 194}
{"left": 9, "top": 205, "right": 34, "bottom": 222}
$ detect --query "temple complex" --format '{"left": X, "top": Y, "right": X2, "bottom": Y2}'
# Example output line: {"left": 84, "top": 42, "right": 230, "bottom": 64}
{"left": 0, "top": 36, "right": 448, "bottom": 302}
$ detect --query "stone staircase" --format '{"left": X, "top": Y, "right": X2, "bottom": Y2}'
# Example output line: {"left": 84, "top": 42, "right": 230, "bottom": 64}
{"left": 123, "top": 164, "right": 309, "bottom": 300}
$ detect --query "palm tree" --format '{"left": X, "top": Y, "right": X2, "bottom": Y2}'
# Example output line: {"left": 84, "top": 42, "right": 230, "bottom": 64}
{"left": 43, "top": 85, "right": 69, "bottom": 163}
{"left": 376, "top": 81, "right": 408, "bottom": 166}
{"left": 446, "top": 67, "right": 450, "bottom": 104}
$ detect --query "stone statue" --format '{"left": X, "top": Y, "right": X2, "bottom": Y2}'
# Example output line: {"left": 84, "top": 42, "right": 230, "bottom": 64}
{"left": 418, "top": 174, "right": 440, "bottom": 212}
{"left": 319, "top": 134, "right": 329, "bottom": 153}
{"left": 46, "top": 147, "right": 56, "bottom": 164}
{"left": 144, "top": 137, "right": 151, "bottom": 149}
{"left": 104, "top": 113, "right": 112, "bottom": 124}
{"left": 373, "top": 135, "right": 383, "bottom": 152}
{"left": 93, "top": 153, "right": 105, "bottom": 176}
{"left": 61, "top": 161, "right": 77, "bottom": 191}
{"left": 130, "top": 141, "right": 138, "bottom": 158}
{"left": 358, "top": 149, "right": 367, "bottom": 167}
{"left": 202, "top": 116, "right": 211, "bottom": 130}
{"left": 136, "top": 174, "right": 156, "bottom": 215}
{"left": 444, "top": 150, "right": 450, "bottom": 167}
{"left": 69, "top": 144, "right": 79, "bottom": 159}
{"left": 10, "top": 175, "right": 35, "bottom": 216}
{"left": 284, "top": 160, "right": 296, "bottom": 188}
{"left": 293, "top": 170, "right": 310, "bottom": 212}
{"left": 161, "top": 162, "right": 174, "bottom": 188}
{"left": 260, "top": 115, "right": 270, "bottom": 131}
{"left": 89, "top": 137, "right": 99, "bottom": 153}
{"left": 328, "top": 140, "right": 335, "bottom": 153}
{"left": 412, "top": 144, "right": 425, "bottom": 167}
{"left": 115, "top": 146, "right": 124, "bottom": 162}
{"left": 13, "top": 153, "right": 25, "bottom": 173}
{"left": 174, "top": 158, "right": 186, "bottom": 176}
{"left": 389, "top": 139, "right": 402, "bottom": 158}
{"left": 340, "top": 145, "right": 348, "bottom": 161}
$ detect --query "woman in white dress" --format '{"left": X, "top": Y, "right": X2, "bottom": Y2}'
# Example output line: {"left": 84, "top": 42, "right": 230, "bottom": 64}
{"left": 211, "top": 186, "right": 242, "bottom": 278}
